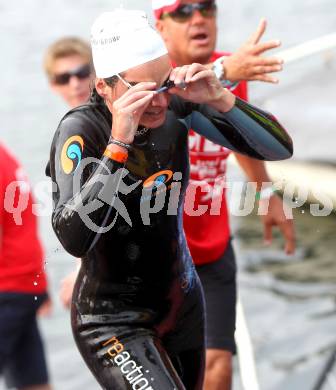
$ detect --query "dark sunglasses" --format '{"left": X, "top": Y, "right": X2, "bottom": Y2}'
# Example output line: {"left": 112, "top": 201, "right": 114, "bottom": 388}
{"left": 162, "top": 1, "right": 217, "bottom": 23}
{"left": 52, "top": 64, "right": 92, "bottom": 85}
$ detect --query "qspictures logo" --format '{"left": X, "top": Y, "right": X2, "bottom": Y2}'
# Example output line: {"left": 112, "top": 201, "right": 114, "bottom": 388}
{"left": 102, "top": 336, "right": 155, "bottom": 390}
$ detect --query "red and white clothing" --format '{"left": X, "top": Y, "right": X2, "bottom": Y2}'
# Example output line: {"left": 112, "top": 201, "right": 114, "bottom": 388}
{"left": 0, "top": 143, "right": 47, "bottom": 294}
{"left": 183, "top": 52, "right": 248, "bottom": 265}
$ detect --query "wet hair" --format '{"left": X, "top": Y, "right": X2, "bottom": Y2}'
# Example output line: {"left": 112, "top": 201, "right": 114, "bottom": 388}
{"left": 89, "top": 87, "right": 104, "bottom": 104}
{"left": 89, "top": 73, "right": 125, "bottom": 104}
{"left": 104, "top": 76, "right": 119, "bottom": 88}
{"left": 44, "top": 37, "right": 93, "bottom": 79}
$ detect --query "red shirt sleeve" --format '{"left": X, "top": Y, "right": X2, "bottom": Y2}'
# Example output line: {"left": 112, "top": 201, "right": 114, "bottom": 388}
{"left": 0, "top": 146, "right": 5, "bottom": 230}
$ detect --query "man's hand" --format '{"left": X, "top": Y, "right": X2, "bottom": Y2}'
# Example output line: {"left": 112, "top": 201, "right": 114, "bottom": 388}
{"left": 37, "top": 297, "right": 53, "bottom": 317}
{"left": 260, "top": 194, "right": 296, "bottom": 254}
{"left": 223, "top": 19, "right": 283, "bottom": 83}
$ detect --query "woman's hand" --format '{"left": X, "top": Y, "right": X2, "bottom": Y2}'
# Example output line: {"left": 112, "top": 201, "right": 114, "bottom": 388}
{"left": 168, "top": 63, "right": 235, "bottom": 112}
{"left": 111, "top": 82, "right": 156, "bottom": 144}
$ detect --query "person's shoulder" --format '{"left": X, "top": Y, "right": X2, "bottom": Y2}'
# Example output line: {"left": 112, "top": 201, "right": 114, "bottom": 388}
{"left": 0, "top": 142, "right": 6, "bottom": 160}
{"left": 0, "top": 142, "right": 21, "bottom": 184}
{"left": 48, "top": 101, "right": 110, "bottom": 173}
{"left": 0, "top": 142, "right": 9, "bottom": 158}
{"left": 210, "top": 51, "right": 231, "bottom": 61}
{"left": 60, "top": 103, "right": 98, "bottom": 129}
{"left": 55, "top": 102, "right": 109, "bottom": 144}
{"left": 0, "top": 142, "right": 17, "bottom": 166}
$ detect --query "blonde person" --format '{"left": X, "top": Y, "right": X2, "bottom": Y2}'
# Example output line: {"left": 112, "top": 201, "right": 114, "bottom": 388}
{"left": 44, "top": 37, "right": 95, "bottom": 308}
{"left": 44, "top": 37, "right": 94, "bottom": 109}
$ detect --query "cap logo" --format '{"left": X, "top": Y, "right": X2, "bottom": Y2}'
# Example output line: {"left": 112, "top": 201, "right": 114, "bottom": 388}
{"left": 91, "top": 36, "right": 120, "bottom": 46}
{"left": 91, "top": 10, "right": 168, "bottom": 77}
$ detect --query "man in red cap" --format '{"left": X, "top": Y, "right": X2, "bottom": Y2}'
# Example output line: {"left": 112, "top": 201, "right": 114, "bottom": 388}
{"left": 152, "top": 1, "right": 295, "bottom": 389}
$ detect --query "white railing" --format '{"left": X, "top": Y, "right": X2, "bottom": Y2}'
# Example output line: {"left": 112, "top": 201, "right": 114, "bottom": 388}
{"left": 278, "top": 33, "right": 336, "bottom": 64}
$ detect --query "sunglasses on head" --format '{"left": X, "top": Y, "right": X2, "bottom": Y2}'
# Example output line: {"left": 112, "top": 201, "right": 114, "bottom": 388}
{"left": 52, "top": 64, "right": 91, "bottom": 85}
{"left": 162, "top": 0, "right": 217, "bottom": 23}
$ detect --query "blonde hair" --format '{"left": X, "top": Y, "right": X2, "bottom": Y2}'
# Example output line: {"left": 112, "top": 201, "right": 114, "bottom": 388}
{"left": 44, "top": 37, "right": 92, "bottom": 79}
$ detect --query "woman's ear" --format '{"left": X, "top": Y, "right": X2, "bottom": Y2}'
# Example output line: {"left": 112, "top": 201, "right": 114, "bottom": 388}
{"left": 95, "top": 78, "right": 108, "bottom": 99}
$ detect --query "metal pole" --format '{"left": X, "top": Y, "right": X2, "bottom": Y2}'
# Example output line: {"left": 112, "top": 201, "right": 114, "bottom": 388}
{"left": 312, "top": 350, "right": 336, "bottom": 390}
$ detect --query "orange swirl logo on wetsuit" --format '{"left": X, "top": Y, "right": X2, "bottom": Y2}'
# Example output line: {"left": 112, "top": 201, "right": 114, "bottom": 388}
{"left": 143, "top": 170, "right": 173, "bottom": 188}
{"left": 61, "top": 135, "right": 84, "bottom": 174}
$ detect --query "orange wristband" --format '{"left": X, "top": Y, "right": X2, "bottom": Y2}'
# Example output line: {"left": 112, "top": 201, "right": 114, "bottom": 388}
{"left": 103, "top": 147, "right": 128, "bottom": 163}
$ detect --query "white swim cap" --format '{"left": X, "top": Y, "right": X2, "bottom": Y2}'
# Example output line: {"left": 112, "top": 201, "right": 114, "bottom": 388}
{"left": 91, "top": 9, "right": 168, "bottom": 78}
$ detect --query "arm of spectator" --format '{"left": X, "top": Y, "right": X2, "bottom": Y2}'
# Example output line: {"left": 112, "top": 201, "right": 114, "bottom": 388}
{"left": 37, "top": 296, "right": 53, "bottom": 317}
{"left": 234, "top": 153, "right": 296, "bottom": 254}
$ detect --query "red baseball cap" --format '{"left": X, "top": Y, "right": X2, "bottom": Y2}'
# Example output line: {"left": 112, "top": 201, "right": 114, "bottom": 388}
{"left": 152, "top": 0, "right": 181, "bottom": 20}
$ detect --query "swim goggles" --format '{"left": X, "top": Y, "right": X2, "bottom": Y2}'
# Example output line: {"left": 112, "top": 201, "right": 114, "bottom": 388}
{"left": 115, "top": 74, "right": 176, "bottom": 93}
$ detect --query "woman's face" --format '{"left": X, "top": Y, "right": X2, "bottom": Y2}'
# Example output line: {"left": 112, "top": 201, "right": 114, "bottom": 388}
{"left": 106, "top": 55, "right": 172, "bottom": 129}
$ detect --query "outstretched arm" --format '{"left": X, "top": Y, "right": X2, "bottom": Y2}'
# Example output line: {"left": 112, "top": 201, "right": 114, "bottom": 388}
{"left": 234, "top": 154, "right": 295, "bottom": 254}
{"left": 169, "top": 63, "right": 293, "bottom": 161}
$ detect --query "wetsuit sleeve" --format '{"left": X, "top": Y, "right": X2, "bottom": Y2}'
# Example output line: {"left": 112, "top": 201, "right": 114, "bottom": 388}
{"left": 172, "top": 96, "right": 293, "bottom": 161}
{"left": 51, "top": 113, "right": 128, "bottom": 258}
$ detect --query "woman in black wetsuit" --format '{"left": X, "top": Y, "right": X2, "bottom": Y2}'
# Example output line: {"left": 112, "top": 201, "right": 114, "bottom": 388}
{"left": 48, "top": 10, "right": 293, "bottom": 390}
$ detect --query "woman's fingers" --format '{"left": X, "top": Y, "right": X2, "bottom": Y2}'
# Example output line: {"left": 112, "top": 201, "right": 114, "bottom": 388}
{"left": 119, "top": 81, "right": 157, "bottom": 100}
{"left": 170, "top": 65, "right": 189, "bottom": 86}
{"left": 115, "top": 91, "right": 155, "bottom": 110}
{"left": 121, "top": 93, "right": 154, "bottom": 116}
{"left": 170, "top": 63, "right": 214, "bottom": 87}
{"left": 188, "top": 69, "right": 214, "bottom": 83}
{"left": 185, "top": 63, "right": 211, "bottom": 82}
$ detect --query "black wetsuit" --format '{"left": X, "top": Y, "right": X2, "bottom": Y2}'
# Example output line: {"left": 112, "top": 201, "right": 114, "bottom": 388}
{"left": 47, "top": 93, "right": 292, "bottom": 390}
